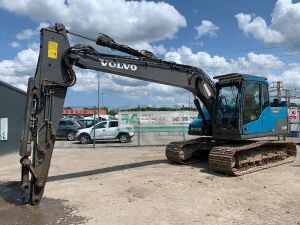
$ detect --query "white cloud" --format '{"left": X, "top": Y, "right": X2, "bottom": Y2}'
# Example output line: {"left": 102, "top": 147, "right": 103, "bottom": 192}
{"left": 3, "top": 0, "right": 300, "bottom": 106}
{"left": 195, "top": 20, "right": 219, "bottom": 39}
{"left": 164, "top": 45, "right": 283, "bottom": 75}
{"left": 9, "top": 41, "right": 21, "bottom": 48}
{"left": 280, "top": 67, "right": 300, "bottom": 89}
{"left": 263, "top": 66, "right": 300, "bottom": 91}
{"left": 235, "top": 13, "right": 284, "bottom": 44}
{"left": 72, "top": 70, "right": 187, "bottom": 105}
{"left": 131, "top": 42, "right": 167, "bottom": 56}
{"left": 0, "top": 43, "right": 295, "bottom": 106}
{"left": 163, "top": 46, "right": 300, "bottom": 94}
{"left": 36, "top": 22, "right": 50, "bottom": 31}
{"left": 16, "top": 29, "right": 35, "bottom": 40}
{"left": 0, "top": 0, "right": 186, "bottom": 45}
{"left": 165, "top": 45, "right": 230, "bottom": 75}
{"left": 0, "top": 75, "right": 30, "bottom": 91}
{"left": 111, "top": 76, "right": 148, "bottom": 87}
{"left": 71, "top": 46, "right": 286, "bottom": 104}
{"left": 232, "top": 52, "right": 284, "bottom": 72}
{"left": 0, "top": 45, "right": 182, "bottom": 103}
{"left": 26, "top": 42, "right": 40, "bottom": 50}
{"left": 0, "top": 48, "right": 38, "bottom": 91}
{"left": 236, "top": 0, "right": 300, "bottom": 48}
{"left": 15, "top": 22, "right": 51, "bottom": 41}
{"left": 150, "top": 44, "right": 167, "bottom": 56}
{"left": 0, "top": 0, "right": 187, "bottom": 100}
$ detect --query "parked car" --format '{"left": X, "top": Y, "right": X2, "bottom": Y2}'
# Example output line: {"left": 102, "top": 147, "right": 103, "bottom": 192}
{"left": 57, "top": 118, "right": 85, "bottom": 141}
{"left": 75, "top": 120, "right": 134, "bottom": 144}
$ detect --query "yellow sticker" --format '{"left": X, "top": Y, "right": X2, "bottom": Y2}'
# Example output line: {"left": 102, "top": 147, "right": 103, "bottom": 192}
{"left": 48, "top": 41, "right": 58, "bottom": 59}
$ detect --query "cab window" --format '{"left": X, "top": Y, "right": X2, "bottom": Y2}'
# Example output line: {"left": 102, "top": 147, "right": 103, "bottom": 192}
{"left": 243, "top": 82, "right": 261, "bottom": 124}
{"left": 215, "top": 83, "right": 240, "bottom": 130}
{"left": 262, "top": 83, "right": 269, "bottom": 108}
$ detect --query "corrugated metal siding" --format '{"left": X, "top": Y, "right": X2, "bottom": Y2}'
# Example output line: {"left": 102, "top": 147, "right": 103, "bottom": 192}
{"left": 0, "top": 81, "right": 27, "bottom": 156}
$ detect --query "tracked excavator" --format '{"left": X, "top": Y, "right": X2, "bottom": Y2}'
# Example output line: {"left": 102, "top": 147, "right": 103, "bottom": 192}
{"left": 19, "top": 24, "right": 297, "bottom": 205}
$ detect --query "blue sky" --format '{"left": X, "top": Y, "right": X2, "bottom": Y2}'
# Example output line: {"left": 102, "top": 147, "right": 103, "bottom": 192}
{"left": 0, "top": 0, "right": 300, "bottom": 108}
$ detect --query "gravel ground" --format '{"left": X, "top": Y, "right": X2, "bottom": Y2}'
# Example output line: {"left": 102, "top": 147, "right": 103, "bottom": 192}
{"left": 0, "top": 141, "right": 299, "bottom": 225}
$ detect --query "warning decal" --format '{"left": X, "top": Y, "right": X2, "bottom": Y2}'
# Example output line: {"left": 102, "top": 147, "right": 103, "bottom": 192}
{"left": 288, "top": 108, "right": 298, "bottom": 121}
{"left": 48, "top": 41, "right": 58, "bottom": 59}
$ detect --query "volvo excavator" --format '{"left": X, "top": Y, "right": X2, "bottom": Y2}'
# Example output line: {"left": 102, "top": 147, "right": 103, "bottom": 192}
{"left": 19, "top": 24, "right": 297, "bottom": 205}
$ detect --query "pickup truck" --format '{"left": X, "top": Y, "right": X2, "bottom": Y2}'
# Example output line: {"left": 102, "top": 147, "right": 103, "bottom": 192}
{"left": 75, "top": 120, "right": 134, "bottom": 144}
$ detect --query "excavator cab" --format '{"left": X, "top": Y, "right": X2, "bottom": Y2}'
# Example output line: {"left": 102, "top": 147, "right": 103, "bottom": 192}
{"left": 212, "top": 73, "right": 289, "bottom": 140}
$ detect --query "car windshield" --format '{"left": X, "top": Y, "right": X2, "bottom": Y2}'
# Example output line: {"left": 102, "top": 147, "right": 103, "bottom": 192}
{"left": 215, "top": 82, "right": 240, "bottom": 130}
{"left": 77, "top": 120, "right": 85, "bottom": 127}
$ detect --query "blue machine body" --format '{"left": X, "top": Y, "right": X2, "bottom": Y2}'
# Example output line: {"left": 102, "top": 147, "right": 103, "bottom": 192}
{"left": 188, "top": 74, "right": 289, "bottom": 139}
{"left": 188, "top": 109, "right": 210, "bottom": 135}
{"left": 241, "top": 77, "right": 288, "bottom": 136}
{"left": 242, "top": 104, "right": 288, "bottom": 135}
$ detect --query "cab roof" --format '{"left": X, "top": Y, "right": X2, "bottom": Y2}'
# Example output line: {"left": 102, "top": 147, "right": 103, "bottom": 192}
{"left": 213, "top": 73, "right": 267, "bottom": 82}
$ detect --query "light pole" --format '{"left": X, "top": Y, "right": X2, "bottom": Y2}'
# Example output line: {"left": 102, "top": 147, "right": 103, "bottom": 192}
{"left": 188, "top": 94, "right": 191, "bottom": 110}
{"left": 93, "top": 106, "right": 96, "bottom": 148}
{"left": 101, "top": 92, "right": 104, "bottom": 109}
{"left": 97, "top": 73, "right": 100, "bottom": 120}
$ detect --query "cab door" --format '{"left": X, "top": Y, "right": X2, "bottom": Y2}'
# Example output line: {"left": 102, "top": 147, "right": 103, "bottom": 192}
{"left": 242, "top": 81, "right": 263, "bottom": 134}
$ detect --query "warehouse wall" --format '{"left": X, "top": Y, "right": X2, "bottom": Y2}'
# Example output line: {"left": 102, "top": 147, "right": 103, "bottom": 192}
{"left": 0, "top": 81, "right": 26, "bottom": 156}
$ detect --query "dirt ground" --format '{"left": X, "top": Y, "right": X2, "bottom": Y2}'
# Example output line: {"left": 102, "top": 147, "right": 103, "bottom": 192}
{"left": 0, "top": 141, "right": 299, "bottom": 225}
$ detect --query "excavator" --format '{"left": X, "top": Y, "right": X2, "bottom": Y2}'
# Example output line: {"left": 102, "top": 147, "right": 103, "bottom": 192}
{"left": 19, "top": 23, "right": 297, "bottom": 205}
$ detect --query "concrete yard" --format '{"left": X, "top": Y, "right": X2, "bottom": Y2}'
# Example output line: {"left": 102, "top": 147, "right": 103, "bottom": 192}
{"left": 0, "top": 141, "right": 300, "bottom": 225}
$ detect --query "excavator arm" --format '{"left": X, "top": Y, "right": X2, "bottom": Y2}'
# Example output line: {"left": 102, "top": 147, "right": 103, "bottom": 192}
{"left": 19, "top": 23, "right": 216, "bottom": 205}
{"left": 66, "top": 45, "right": 215, "bottom": 113}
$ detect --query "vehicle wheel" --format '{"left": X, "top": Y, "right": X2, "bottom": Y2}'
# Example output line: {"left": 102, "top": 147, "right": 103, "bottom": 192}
{"left": 80, "top": 134, "right": 91, "bottom": 144}
{"left": 67, "top": 132, "right": 76, "bottom": 141}
{"left": 119, "top": 133, "right": 130, "bottom": 143}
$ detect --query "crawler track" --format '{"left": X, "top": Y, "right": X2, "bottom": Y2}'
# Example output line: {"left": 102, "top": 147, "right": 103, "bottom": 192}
{"left": 165, "top": 137, "right": 214, "bottom": 164}
{"left": 165, "top": 139, "right": 297, "bottom": 176}
{"left": 209, "top": 141, "right": 297, "bottom": 176}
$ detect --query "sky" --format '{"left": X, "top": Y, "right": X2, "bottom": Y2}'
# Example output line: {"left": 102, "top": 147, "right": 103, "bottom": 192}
{"left": 0, "top": 0, "right": 300, "bottom": 109}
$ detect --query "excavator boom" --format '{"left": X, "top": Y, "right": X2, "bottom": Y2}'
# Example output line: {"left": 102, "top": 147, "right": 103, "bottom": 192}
{"left": 66, "top": 45, "right": 215, "bottom": 113}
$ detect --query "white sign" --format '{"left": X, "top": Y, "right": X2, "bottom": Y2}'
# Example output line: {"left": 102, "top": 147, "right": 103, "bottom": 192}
{"left": 288, "top": 108, "right": 298, "bottom": 121}
{"left": 118, "top": 111, "right": 198, "bottom": 132}
{"left": 0, "top": 118, "right": 8, "bottom": 141}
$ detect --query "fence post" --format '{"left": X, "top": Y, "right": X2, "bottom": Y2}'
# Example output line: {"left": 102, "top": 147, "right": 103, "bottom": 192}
{"left": 93, "top": 107, "right": 96, "bottom": 149}
{"left": 138, "top": 125, "right": 141, "bottom": 146}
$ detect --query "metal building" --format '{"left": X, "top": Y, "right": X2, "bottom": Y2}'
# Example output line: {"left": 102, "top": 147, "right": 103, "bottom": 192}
{"left": 0, "top": 81, "right": 27, "bottom": 156}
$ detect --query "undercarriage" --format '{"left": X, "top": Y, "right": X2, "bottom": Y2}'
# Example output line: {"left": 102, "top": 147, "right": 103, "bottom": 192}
{"left": 165, "top": 138, "right": 297, "bottom": 176}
